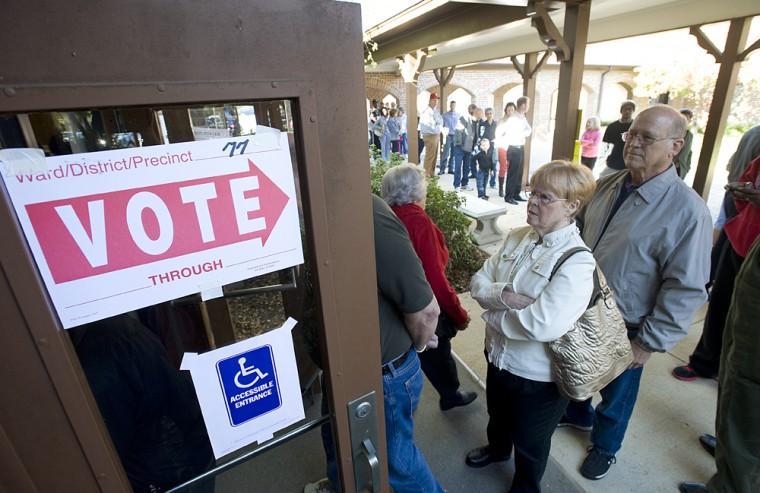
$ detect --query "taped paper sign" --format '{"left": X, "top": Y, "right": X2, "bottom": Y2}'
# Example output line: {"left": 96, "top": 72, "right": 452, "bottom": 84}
{"left": 181, "top": 318, "right": 304, "bottom": 459}
{"left": 0, "top": 128, "right": 304, "bottom": 328}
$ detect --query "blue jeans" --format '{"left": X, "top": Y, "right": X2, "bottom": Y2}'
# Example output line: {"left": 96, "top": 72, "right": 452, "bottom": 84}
{"left": 381, "top": 133, "right": 392, "bottom": 160}
{"left": 383, "top": 350, "right": 444, "bottom": 493}
{"left": 564, "top": 366, "right": 644, "bottom": 456}
{"left": 488, "top": 147, "right": 497, "bottom": 188}
{"left": 461, "top": 153, "right": 473, "bottom": 187}
{"left": 400, "top": 133, "right": 408, "bottom": 155}
{"left": 439, "top": 134, "right": 455, "bottom": 173}
{"left": 453, "top": 146, "right": 465, "bottom": 188}
{"left": 476, "top": 168, "right": 488, "bottom": 197}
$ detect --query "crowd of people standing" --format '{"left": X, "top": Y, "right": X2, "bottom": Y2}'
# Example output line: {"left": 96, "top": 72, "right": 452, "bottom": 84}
{"left": 342, "top": 95, "right": 760, "bottom": 493}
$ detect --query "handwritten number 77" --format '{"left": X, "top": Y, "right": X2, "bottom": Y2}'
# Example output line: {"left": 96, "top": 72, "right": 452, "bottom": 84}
{"left": 222, "top": 139, "right": 249, "bottom": 157}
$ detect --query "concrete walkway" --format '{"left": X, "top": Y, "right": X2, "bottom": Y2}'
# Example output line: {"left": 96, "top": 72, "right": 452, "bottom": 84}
{"left": 431, "top": 171, "right": 719, "bottom": 493}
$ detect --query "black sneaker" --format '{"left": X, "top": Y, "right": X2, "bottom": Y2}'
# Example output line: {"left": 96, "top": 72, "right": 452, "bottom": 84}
{"left": 580, "top": 447, "right": 616, "bottom": 480}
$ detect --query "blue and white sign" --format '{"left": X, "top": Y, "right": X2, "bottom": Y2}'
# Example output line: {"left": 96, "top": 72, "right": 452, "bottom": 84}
{"left": 217, "top": 345, "right": 281, "bottom": 426}
{"left": 181, "top": 318, "right": 304, "bottom": 458}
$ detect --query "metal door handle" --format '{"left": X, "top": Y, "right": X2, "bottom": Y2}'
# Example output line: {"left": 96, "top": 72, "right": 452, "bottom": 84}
{"left": 360, "top": 438, "right": 380, "bottom": 493}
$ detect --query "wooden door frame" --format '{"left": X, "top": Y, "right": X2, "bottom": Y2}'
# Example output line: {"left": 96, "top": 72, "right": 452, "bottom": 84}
{"left": 0, "top": 1, "right": 383, "bottom": 491}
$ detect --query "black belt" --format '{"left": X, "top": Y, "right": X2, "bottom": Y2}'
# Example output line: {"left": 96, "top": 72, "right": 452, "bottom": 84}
{"left": 382, "top": 349, "right": 412, "bottom": 375}
{"left": 508, "top": 145, "right": 524, "bottom": 149}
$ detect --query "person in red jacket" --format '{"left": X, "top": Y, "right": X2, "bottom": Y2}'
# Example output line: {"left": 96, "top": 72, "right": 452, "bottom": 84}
{"left": 673, "top": 154, "right": 760, "bottom": 382}
{"left": 381, "top": 164, "right": 477, "bottom": 411}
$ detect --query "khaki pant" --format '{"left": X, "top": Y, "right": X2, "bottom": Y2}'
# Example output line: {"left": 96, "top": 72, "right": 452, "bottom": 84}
{"left": 707, "top": 238, "right": 760, "bottom": 493}
{"left": 422, "top": 134, "right": 440, "bottom": 177}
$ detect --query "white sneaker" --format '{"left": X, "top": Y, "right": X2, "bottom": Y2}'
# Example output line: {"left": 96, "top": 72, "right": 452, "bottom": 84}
{"left": 304, "top": 478, "right": 336, "bottom": 493}
{"left": 463, "top": 185, "right": 474, "bottom": 191}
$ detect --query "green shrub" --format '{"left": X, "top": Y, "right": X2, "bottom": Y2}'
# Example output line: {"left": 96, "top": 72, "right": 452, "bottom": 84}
{"left": 370, "top": 156, "right": 484, "bottom": 292}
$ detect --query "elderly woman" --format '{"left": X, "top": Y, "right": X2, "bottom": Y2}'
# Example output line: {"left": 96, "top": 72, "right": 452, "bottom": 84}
{"left": 381, "top": 164, "right": 477, "bottom": 411}
{"left": 465, "top": 161, "right": 597, "bottom": 493}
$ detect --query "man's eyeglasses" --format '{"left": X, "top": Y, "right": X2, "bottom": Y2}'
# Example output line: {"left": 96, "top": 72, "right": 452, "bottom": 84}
{"left": 526, "top": 189, "right": 567, "bottom": 206}
{"left": 622, "top": 131, "right": 681, "bottom": 146}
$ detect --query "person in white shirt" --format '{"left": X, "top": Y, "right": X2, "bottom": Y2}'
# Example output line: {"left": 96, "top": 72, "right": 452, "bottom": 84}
{"left": 419, "top": 92, "right": 444, "bottom": 177}
{"left": 502, "top": 96, "right": 533, "bottom": 204}
{"left": 494, "top": 102, "right": 517, "bottom": 197}
{"left": 465, "top": 160, "right": 597, "bottom": 493}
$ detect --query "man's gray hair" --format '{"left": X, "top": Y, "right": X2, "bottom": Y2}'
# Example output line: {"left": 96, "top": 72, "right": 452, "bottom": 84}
{"left": 381, "top": 164, "right": 427, "bottom": 206}
{"left": 516, "top": 96, "right": 530, "bottom": 108}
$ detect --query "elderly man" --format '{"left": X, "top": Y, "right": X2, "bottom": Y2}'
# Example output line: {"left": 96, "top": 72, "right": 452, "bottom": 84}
{"left": 309, "top": 197, "right": 445, "bottom": 493}
{"left": 420, "top": 93, "right": 444, "bottom": 177}
{"left": 560, "top": 105, "right": 712, "bottom": 480}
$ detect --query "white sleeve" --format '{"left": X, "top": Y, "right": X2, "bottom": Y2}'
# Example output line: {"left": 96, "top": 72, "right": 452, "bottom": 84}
{"left": 481, "top": 252, "right": 595, "bottom": 342}
{"left": 470, "top": 242, "right": 512, "bottom": 311}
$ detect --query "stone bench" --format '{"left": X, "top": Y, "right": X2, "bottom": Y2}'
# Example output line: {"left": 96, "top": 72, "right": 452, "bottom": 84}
{"left": 456, "top": 192, "right": 506, "bottom": 245}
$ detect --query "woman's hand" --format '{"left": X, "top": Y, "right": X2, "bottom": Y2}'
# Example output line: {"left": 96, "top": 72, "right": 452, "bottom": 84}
{"left": 500, "top": 288, "right": 535, "bottom": 310}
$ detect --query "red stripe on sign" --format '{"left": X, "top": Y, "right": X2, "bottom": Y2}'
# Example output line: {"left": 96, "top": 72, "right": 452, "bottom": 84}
{"left": 25, "top": 160, "right": 289, "bottom": 284}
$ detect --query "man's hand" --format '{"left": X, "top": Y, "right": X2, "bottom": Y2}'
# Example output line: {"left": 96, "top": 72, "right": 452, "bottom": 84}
{"left": 731, "top": 187, "right": 760, "bottom": 207}
{"left": 500, "top": 287, "right": 535, "bottom": 310}
{"left": 425, "top": 334, "right": 439, "bottom": 350}
{"left": 404, "top": 297, "right": 440, "bottom": 350}
{"left": 628, "top": 339, "right": 653, "bottom": 369}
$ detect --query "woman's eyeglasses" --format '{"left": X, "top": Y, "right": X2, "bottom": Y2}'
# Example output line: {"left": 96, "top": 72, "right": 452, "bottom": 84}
{"left": 526, "top": 188, "right": 567, "bottom": 206}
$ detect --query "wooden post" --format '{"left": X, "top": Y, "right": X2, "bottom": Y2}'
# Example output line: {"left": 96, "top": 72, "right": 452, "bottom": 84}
{"left": 398, "top": 50, "right": 427, "bottom": 164}
{"left": 691, "top": 18, "right": 752, "bottom": 198}
{"left": 407, "top": 84, "right": 419, "bottom": 163}
{"left": 511, "top": 51, "right": 549, "bottom": 184}
{"left": 550, "top": 2, "right": 590, "bottom": 160}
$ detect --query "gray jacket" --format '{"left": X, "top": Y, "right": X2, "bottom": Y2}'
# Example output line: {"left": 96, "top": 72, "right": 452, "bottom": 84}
{"left": 454, "top": 115, "right": 476, "bottom": 152}
{"left": 577, "top": 166, "right": 712, "bottom": 352}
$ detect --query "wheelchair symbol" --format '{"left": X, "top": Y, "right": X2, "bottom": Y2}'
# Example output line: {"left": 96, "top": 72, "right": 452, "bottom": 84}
{"left": 233, "top": 357, "right": 270, "bottom": 389}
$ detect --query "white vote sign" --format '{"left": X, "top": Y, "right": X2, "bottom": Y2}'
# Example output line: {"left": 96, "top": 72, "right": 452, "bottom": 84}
{"left": 181, "top": 318, "right": 305, "bottom": 459}
{"left": 0, "top": 127, "right": 303, "bottom": 328}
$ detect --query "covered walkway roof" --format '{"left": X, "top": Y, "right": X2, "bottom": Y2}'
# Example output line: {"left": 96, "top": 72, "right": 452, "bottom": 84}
{"left": 366, "top": 0, "right": 760, "bottom": 70}
{"left": 364, "top": 0, "right": 760, "bottom": 198}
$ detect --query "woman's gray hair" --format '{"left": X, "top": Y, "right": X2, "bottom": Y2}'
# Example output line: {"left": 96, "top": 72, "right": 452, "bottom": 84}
{"left": 381, "top": 164, "right": 427, "bottom": 206}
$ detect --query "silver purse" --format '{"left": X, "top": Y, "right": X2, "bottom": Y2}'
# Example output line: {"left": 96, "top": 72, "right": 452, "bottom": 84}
{"left": 548, "top": 247, "right": 633, "bottom": 401}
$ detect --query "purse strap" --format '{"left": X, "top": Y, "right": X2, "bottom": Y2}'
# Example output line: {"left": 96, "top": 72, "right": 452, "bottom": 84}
{"left": 549, "top": 246, "right": 591, "bottom": 280}
{"left": 550, "top": 246, "right": 611, "bottom": 308}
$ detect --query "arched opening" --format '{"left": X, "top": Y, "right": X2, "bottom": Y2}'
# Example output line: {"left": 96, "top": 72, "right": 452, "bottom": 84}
{"left": 492, "top": 82, "right": 522, "bottom": 118}
{"left": 382, "top": 93, "right": 399, "bottom": 109}
{"left": 599, "top": 82, "right": 631, "bottom": 123}
{"left": 499, "top": 86, "right": 525, "bottom": 119}
{"left": 417, "top": 89, "right": 431, "bottom": 114}
{"left": 447, "top": 87, "right": 474, "bottom": 114}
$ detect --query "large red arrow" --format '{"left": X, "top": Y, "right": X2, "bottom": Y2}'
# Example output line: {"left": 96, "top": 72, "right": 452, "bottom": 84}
{"left": 26, "top": 159, "right": 290, "bottom": 284}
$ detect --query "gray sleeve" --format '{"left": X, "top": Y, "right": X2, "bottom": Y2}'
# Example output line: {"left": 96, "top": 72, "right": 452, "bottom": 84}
{"left": 636, "top": 208, "right": 712, "bottom": 352}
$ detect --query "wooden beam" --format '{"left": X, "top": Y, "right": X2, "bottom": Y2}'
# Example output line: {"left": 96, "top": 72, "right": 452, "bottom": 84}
{"left": 400, "top": 50, "right": 427, "bottom": 164}
{"left": 523, "top": 52, "right": 539, "bottom": 187}
{"left": 692, "top": 17, "right": 752, "bottom": 199}
{"left": 372, "top": 4, "right": 524, "bottom": 62}
{"left": 433, "top": 66, "right": 455, "bottom": 110}
{"left": 689, "top": 26, "right": 723, "bottom": 63}
{"left": 528, "top": 0, "right": 571, "bottom": 61}
{"left": 738, "top": 36, "right": 760, "bottom": 61}
{"left": 550, "top": 1, "right": 590, "bottom": 160}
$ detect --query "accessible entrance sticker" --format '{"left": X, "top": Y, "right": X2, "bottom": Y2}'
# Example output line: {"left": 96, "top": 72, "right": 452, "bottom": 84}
{"left": 181, "top": 318, "right": 304, "bottom": 459}
{"left": 0, "top": 127, "right": 303, "bottom": 328}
